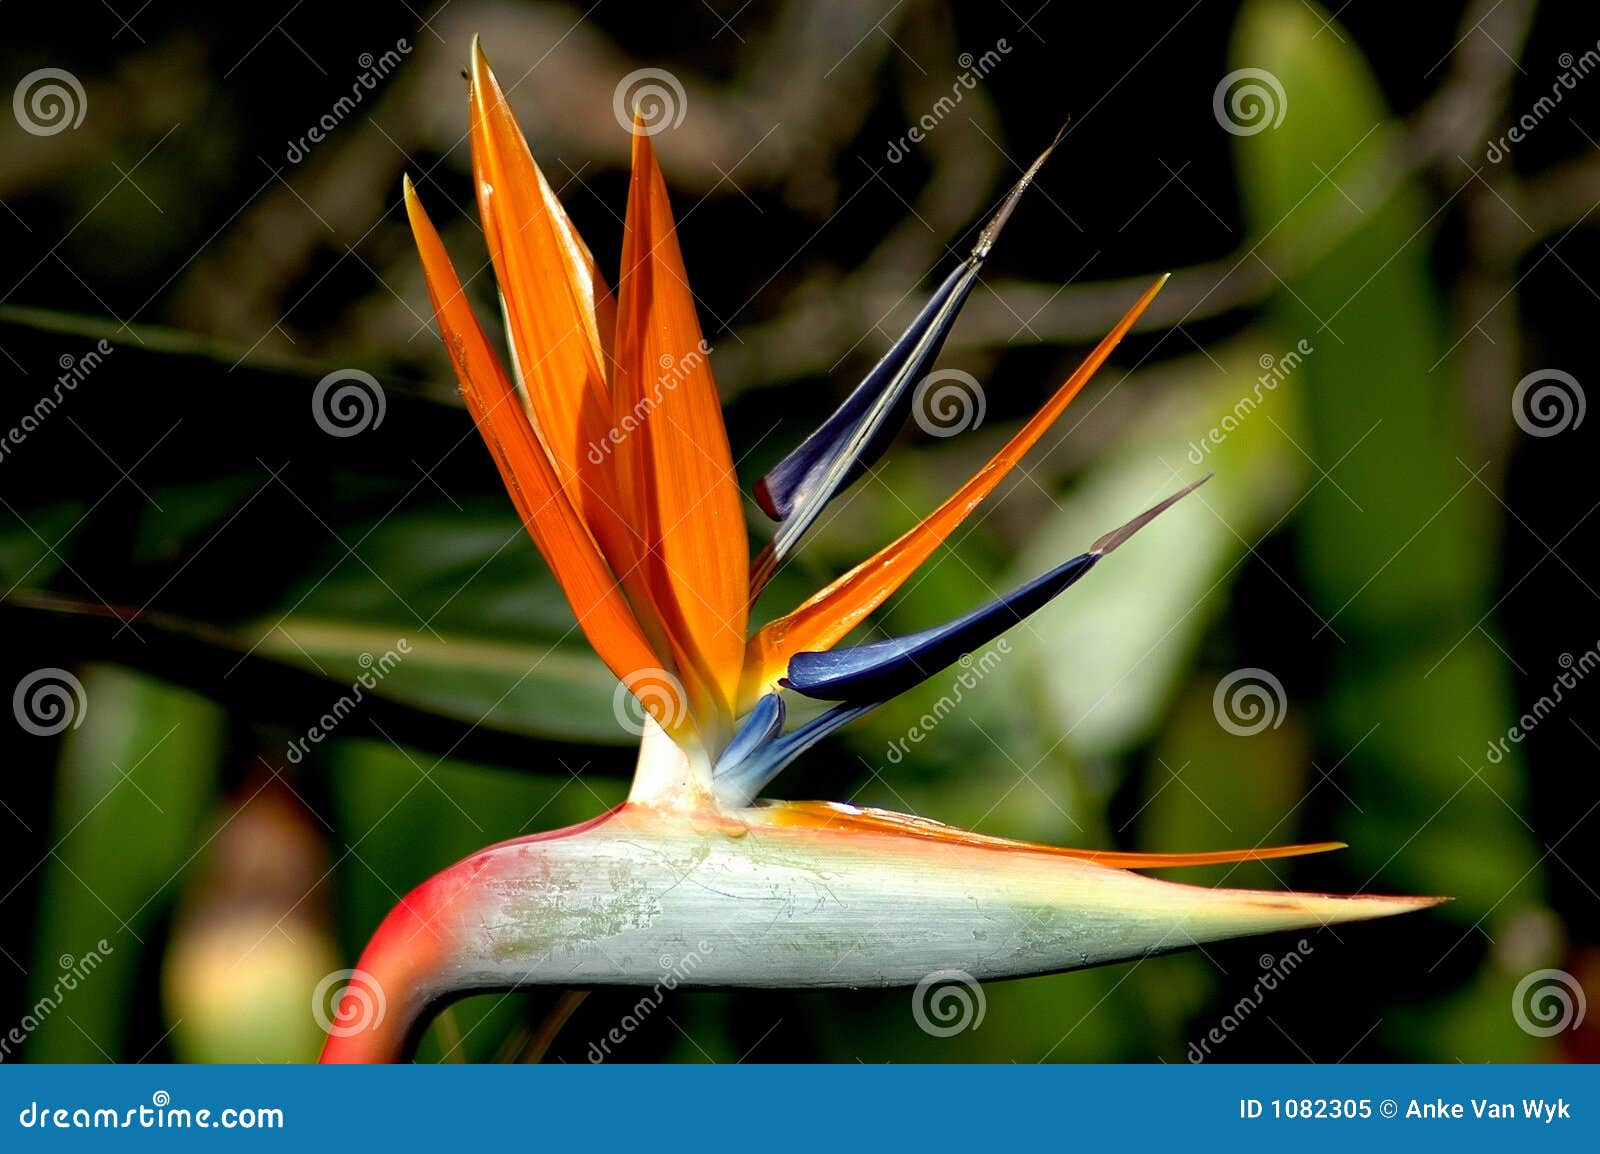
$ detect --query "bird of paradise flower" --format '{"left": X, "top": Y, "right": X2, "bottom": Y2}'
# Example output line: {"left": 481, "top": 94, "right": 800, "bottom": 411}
{"left": 320, "top": 41, "right": 1440, "bottom": 1062}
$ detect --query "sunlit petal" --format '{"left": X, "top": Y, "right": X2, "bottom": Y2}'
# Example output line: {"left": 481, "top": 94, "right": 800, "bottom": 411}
{"left": 468, "top": 44, "right": 644, "bottom": 588}
{"left": 613, "top": 122, "right": 749, "bottom": 740}
{"left": 760, "top": 801, "right": 1346, "bottom": 867}
{"left": 403, "top": 176, "right": 672, "bottom": 725}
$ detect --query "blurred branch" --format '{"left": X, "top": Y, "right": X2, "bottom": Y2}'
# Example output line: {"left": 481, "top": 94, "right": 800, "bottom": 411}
{"left": 718, "top": 0, "right": 1549, "bottom": 393}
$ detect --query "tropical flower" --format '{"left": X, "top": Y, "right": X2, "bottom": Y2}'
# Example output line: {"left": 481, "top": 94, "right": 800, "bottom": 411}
{"left": 320, "top": 41, "right": 1440, "bottom": 1062}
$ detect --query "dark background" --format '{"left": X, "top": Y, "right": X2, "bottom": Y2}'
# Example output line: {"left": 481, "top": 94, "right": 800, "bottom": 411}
{"left": 1, "top": 0, "right": 1596, "bottom": 1062}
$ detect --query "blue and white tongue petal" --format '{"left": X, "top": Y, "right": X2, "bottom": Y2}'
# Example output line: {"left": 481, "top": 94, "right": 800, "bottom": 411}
{"left": 748, "top": 132, "right": 1064, "bottom": 595}
{"left": 782, "top": 475, "right": 1211, "bottom": 703}
{"left": 714, "top": 701, "right": 875, "bottom": 808}
{"left": 713, "top": 692, "right": 786, "bottom": 777}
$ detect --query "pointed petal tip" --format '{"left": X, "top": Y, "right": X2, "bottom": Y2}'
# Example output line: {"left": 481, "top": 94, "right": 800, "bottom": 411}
{"left": 1090, "top": 473, "right": 1211, "bottom": 556}
{"left": 1262, "top": 889, "right": 1451, "bottom": 923}
{"left": 976, "top": 132, "right": 1063, "bottom": 256}
{"left": 1312, "top": 889, "right": 1452, "bottom": 915}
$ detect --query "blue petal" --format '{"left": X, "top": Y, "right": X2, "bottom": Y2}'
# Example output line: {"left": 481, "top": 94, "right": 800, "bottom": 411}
{"left": 749, "top": 134, "right": 1062, "bottom": 594}
{"left": 713, "top": 702, "right": 876, "bottom": 808}
{"left": 783, "top": 553, "right": 1100, "bottom": 702}
{"left": 713, "top": 692, "right": 786, "bottom": 776}
{"left": 752, "top": 260, "right": 980, "bottom": 523}
{"left": 782, "top": 476, "right": 1210, "bottom": 703}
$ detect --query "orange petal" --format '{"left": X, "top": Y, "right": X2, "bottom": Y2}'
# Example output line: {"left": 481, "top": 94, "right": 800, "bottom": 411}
{"left": 403, "top": 176, "right": 673, "bottom": 722}
{"left": 613, "top": 123, "right": 748, "bottom": 740}
{"left": 468, "top": 45, "right": 635, "bottom": 573}
{"left": 740, "top": 275, "right": 1168, "bottom": 708}
{"left": 760, "top": 801, "right": 1344, "bottom": 869}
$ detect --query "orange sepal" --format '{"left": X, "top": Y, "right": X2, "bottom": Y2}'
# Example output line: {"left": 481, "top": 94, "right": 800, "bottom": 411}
{"left": 740, "top": 275, "right": 1168, "bottom": 709}
{"left": 403, "top": 176, "right": 673, "bottom": 726}
{"left": 467, "top": 46, "right": 638, "bottom": 574}
{"left": 759, "top": 801, "right": 1344, "bottom": 869}
{"left": 612, "top": 122, "right": 749, "bottom": 740}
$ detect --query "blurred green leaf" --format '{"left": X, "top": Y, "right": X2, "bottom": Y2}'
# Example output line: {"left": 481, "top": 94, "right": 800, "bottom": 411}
{"left": 1232, "top": 0, "right": 1544, "bottom": 1059}
{"left": 26, "top": 665, "right": 223, "bottom": 1061}
{"left": 1008, "top": 340, "right": 1306, "bottom": 763}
